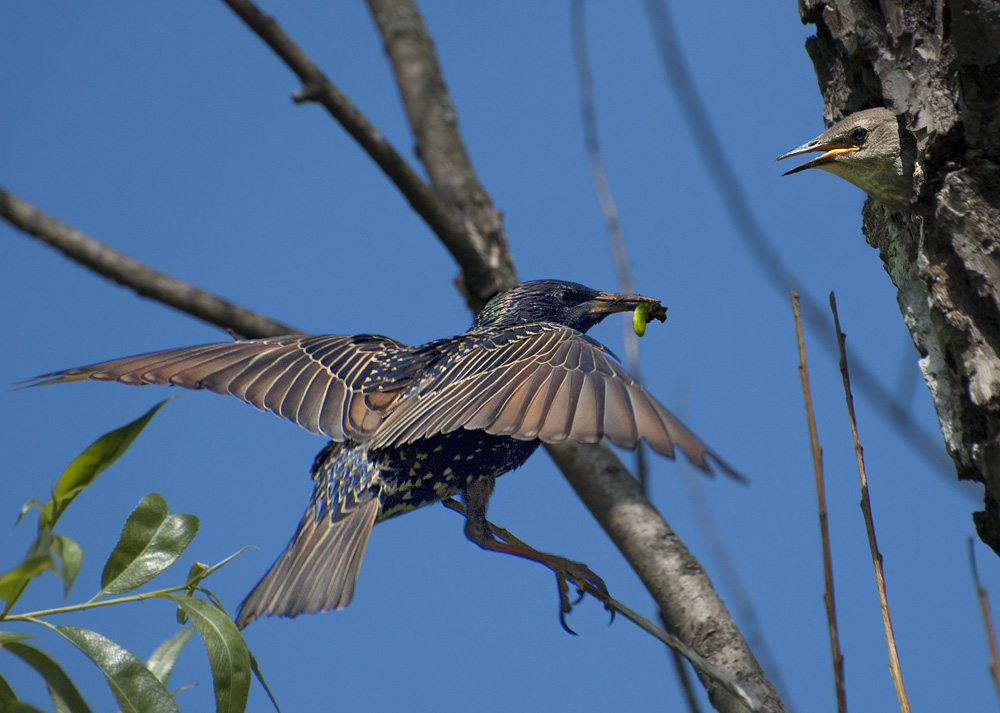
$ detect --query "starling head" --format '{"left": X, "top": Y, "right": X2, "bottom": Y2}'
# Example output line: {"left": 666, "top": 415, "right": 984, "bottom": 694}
{"left": 776, "top": 108, "right": 920, "bottom": 210}
{"left": 473, "top": 280, "right": 667, "bottom": 334}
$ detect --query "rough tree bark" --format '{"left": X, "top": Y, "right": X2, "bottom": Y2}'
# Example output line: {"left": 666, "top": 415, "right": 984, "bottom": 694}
{"left": 797, "top": 0, "right": 1000, "bottom": 552}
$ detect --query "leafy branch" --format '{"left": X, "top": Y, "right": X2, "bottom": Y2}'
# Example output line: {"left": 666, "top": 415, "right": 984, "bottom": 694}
{"left": 0, "top": 402, "right": 275, "bottom": 713}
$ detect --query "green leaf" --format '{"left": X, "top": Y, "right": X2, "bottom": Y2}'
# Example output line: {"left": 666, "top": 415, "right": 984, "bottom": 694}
{"left": 8, "top": 703, "right": 49, "bottom": 713}
{"left": 0, "top": 527, "right": 58, "bottom": 618}
{"left": 53, "top": 625, "right": 180, "bottom": 713}
{"left": 146, "top": 626, "right": 195, "bottom": 686}
{"left": 51, "top": 686, "right": 72, "bottom": 713}
{"left": 0, "top": 556, "right": 52, "bottom": 613}
{"left": 15, "top": 499, "right": 44, "bottom": 527}
{"left": 100, "top": 494, "right": 198, "bottom": 596}
{"left": 1, "top": 642, "right": 93, "bottom": 713}
{"left": 42, "top": 398, "right": 175, "bottom": 528}
{"left": 183, "top": 561, "right": 209, "bottom": 597}
{"left": 201, "top": 590, "right": 228, "bottom": 614}
{"left": 50, "top": 535, "right": 84, "bottom": 597}
{"left": 0, "top": 631, "right": 35, "bottom": 645}
{"left": 249, "top": 651, "right": 282, "bottom": 713}
{"left": 162, "top": 595, "right": 250, "bottom": 713}
{"left": 0, "top": 670, "right": 16, "bottom": 705}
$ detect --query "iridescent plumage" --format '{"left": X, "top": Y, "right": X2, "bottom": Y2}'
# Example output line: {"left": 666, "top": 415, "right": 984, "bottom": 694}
{"left": 29, "top": 280, "right": 742, "bottom": 627}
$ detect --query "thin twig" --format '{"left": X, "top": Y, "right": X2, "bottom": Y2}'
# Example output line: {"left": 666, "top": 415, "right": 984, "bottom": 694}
{"left": 220, "top": 0, "right": 510, "bottom": 309}
{"left": 440, "top": 498, "right": 761, "bottom": 713}
{"left": 569, "top": 0, "right": 648, "bottom": 491}
{"left": 0, "top": 188, "right": 296, "bottom": 339}
{"left": 791, "top": 291, "right": 846, "bottom": 713}
{"left": 4, "top": 548, "right": 248, "bottom": 622}
{"left": 5, "top": 587, "right": 186, "bottom": 620}
{"left": 642, "top": 0, "right": 952, "bottom": 480}
{"left": 548, "top": 440, "right": 787, "bottom": 712}
{"left": 672, "top": 384, "right": 791, "bottom": 708}
{"left": 662, "top": 611, "right": 705, "bottom": 713}
{"left": 830, "top": 292, "right": 910, "bottom": 713}
{"left": 679, "top": 461, "right": 793, "bottom": 708}
{"left": 969, "top": 539, "right": 1000, "bottom": 702}
{"left": 593, "top": 586, "right": 762, "bottom": 713}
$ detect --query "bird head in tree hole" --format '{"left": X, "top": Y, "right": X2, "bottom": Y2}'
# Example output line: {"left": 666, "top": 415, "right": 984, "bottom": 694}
{"left": 776, "top": 107, "right": 921, "bottom": 210}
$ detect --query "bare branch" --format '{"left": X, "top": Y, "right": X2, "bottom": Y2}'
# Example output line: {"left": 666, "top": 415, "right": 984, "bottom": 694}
{"left": 547, "top": 441, "right": 787, "bottom": 713}
{"left": 0, "top": 188, "right": 296, "bottom": 339}
{"left": 365, "top": 0, "right": 516, "bottom": 307}
{"left": 220, "top": 0, "right": 508, "bottom": 309}
{"left": 601, "top": 590, "right": 762, "bottom": 712}
{"left": 676, "top": 438, "right": 792, "bottom": 707}
{"left": 440, "top": 498, "right": 762, "bottom": 712}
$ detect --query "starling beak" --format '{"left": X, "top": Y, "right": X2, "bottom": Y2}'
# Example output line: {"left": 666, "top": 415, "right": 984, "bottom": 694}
{"left": 776, "top": 108, "right": 920, "bottom": 210}
{"left": 27, "top": 279, "right": 741, "bottom": 628}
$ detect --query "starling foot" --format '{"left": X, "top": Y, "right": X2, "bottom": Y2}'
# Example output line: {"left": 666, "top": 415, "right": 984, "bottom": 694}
{"left": 443, "top": 498, "right": 613, "bottom": 633}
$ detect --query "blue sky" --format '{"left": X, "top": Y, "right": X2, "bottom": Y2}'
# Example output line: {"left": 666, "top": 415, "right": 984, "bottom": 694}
{"left": 1, "top": 3, "right": 990, "bottom": 711}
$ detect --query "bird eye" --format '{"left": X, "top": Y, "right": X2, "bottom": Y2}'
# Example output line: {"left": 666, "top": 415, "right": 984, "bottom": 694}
{"left": 555, "top": 290, "right": 569, "bottom": 304}
{"left": 851, "top": 126, "right": 868, "bottom": 142}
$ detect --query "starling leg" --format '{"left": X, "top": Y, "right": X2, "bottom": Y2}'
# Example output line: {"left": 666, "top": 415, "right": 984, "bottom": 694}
{"left": 451, "top": 483, "right": 611, "bottom": 633}
{"left": 444, "top": 496, "right": 585, "bottom": 607}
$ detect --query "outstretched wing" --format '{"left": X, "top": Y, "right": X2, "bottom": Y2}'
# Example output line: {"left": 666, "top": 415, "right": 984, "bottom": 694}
{"left": 371, "top": 324, "right": 743, "bottom": 481}
{"left": 28, "top": 334, "right": 407, "bottom": 441}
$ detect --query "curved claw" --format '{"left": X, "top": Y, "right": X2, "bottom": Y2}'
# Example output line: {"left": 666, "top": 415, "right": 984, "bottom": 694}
{"left": 557, "top": 573, "right": 579, "bottom": 635}
{"left": 551, "top": 560, "right": 613, "bottom": 634}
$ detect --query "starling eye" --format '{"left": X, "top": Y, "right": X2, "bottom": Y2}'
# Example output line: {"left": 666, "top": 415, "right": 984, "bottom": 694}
{"left": 555, "top": 290, "right": 569, "bottom": 304}
{"left": 851, "top": 126, "right": 868, "bottom": 142}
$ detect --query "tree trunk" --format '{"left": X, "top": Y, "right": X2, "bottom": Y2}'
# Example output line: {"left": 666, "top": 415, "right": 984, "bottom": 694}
{"left": 797, "top": 0, "right": 1000, "bottom": 552}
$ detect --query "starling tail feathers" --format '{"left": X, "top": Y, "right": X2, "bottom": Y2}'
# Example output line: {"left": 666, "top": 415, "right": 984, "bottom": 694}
{"left": 235, "top": 497, "right": 379, "bottom": 628}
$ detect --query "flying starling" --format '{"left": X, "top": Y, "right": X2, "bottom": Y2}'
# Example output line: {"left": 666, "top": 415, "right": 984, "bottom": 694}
{"left": 776, "top": 107, "right": 920, "bottom": 210}
{"left": 29, "top": 280, "right": 741, "bottom": 628}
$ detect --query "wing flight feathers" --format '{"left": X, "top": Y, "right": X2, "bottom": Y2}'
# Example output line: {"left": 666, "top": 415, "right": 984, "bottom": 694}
{"left": 29, "top": 335, "right": 406, "bottom": 441}
{"left": 31, "top": 325, "right": 743, "bottom": 480}
{"left": 366, "top": 325, "right": 743, "bottom": 480}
